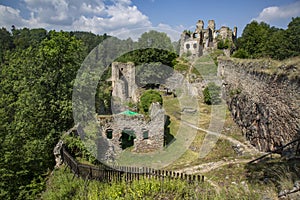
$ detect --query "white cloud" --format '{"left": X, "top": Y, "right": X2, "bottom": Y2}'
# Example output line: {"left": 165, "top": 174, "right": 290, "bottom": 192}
{"left": 0, "top": 0, "right": 183, "bottom": 41}
{"left": 0, "top": 5, "right": 28, "bottom": 27}
{"left": 0, "top": 0, "right": 152, "bottom": 38}
{"left": 254, "top": 1, "right": 300, "bottom": 24}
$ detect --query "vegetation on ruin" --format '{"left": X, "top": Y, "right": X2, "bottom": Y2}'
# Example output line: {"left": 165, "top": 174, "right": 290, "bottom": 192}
{"left": 217, "top": 38, "right": 232, "bottom": 50}
{"left": 139, "top": 90, "right": 163, "bottom": 114}
{"left": 1, "top": 16, "right": 300, "bottom": 200}
{"left": 203, "top": 82, "right": 222, "bottom": 105}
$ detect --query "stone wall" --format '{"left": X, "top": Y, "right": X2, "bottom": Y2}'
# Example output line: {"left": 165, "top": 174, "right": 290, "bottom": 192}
{"left": 179, "top": 20, "right": 237, "bottom": 57}
{"left": 219, "top": 57, "right": 300, "bottom": 152}
{"left": 111, "top": 62, "right": 138, "bottom": 105}
{"left": 98, "top": 103, "right": 165, "bottom": 154}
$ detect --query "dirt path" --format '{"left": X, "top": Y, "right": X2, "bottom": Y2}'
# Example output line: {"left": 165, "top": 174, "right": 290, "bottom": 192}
{"left": 175, "top": 158, "right": 253, "bottom": 174}
{"left": 174, "top": 57, "right": 260, "bottom": 175}
{"left": 181, "top": 119, "right": 259, "bottom": 156}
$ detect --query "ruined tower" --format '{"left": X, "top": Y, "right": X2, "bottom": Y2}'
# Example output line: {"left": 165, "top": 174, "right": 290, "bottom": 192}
{"left": 179, "top": 20, "right": 237, "bottom": 57}
{"left": 111, "top": 62, "right": 138, "bottom": 111}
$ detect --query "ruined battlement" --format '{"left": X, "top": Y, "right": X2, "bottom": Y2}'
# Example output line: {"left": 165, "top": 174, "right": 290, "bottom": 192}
{"left": 180, "top": 20, "right": 237, "bottom": 57}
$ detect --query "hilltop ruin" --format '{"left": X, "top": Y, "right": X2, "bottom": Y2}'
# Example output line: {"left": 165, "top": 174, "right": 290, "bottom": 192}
{"left": 180, "top": 20, "right": 237, "bottom": 57}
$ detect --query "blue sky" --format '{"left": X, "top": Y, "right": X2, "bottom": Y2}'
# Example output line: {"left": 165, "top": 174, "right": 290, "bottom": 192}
{"left": 0, "top": 0, "right": 299, "bottom": 40}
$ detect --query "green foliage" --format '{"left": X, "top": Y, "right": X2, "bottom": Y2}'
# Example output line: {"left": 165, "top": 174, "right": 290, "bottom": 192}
{"left": 0, "top": 29, "right": 102, "bottom": 199}
{"left": 12, "top": 27, "right": 47, "bottom": 49}
{"left": 202, "top": 82, "right": 221, "bottom": 105}
{"left": 139, "top": 90, "right": 163, "bottom": 114}
{"left": 210, "top": 49, "right": 225, "bottom": 65}
{"left": 237, "top": 21, "right": 270, "bottom": 58}
{"left": 138, "top": 30, "right": 174, "bottom": 52}
{"left": 0, "top": 27, "right": 13, "bottom": 62}
{"left": 181, "top": 50, "right": 192, "bottom": 57}
{"left": 217, "top": 38, "right": 231, "bottom": 49}
{"left": 135, "top": 62, "right": 174, "bottom": 87}
{"left": 174, "top": 63, "right": 189, "bottom": 72}
{"left": 236, "top": 17, "right": 300, "bottom": 60}
{"left": 71, "top": 31, "right": 109, "bottom": 54}
{"left": 42, "top": 167, "right": 265, "bottom": 200}
{"left": 193, "top": 55, "right": 218, "bottom": 77}
{"left": 63, "top": 134, "right": 99, "bottom": 164}
{"left": 232, "top": 49, "right": 250, "bottom": 59}
{"left": 286, "top": 17, "right": 300, "bottom": 57}
{"left": 95, "top": 67, "right": 112, "bottom": 115}
{"left": 116, "top": 48, "right": 177, "bottom": 67}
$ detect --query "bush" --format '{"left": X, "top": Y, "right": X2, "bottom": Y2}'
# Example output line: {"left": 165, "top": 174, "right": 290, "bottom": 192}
{"left": 139, "top": 90, "right": 162, "bottom": 113}
{"left": 202, "top": 82, "right": 221, "bottom": 105}
{"left": 217, "top": 39, "right": 231, "bottom": 49}
{"left": 232, "top": 49, "right": 250, "bottom": 58}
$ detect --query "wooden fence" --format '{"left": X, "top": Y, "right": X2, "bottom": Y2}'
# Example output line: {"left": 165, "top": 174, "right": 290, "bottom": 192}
{"left": 61, "top": 146, "right": 204, "bottom": 183}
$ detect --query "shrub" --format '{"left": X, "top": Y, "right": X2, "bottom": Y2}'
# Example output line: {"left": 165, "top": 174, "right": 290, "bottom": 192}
{"left": 232, "top": 49, "right": 250, "bottom": 58}
{"left": 202, "top": 82, "right": 221, "bottom": 105}
{"left": 217, "top": 39, "right": 231, "bottom": 49}
{"left": 139, "top": 90, "right": 162, "bottom": 113}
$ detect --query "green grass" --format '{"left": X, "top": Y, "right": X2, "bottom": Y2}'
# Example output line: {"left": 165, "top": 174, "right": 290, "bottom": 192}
{"left": 193, "top": 55, "right": 218, "bottom": 78}
{"left": 174, "top": 57, "right": 190, "bottom": 73}
{"left": 42, "top": 166, "right": 267, "bottom": 200}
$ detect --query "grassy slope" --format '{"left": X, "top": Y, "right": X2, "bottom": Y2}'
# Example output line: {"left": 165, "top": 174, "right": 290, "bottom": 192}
{"left": 42, "top": 55, "right": 300, "bottom": 199}
{"left": 41, "top": 166, "right": 263, "bottom": 200}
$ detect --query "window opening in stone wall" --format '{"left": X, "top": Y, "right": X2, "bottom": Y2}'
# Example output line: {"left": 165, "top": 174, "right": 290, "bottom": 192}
{"left": 193, "top": 43, "right": 197, "bottom": 49}
{"left": 120, "top": 129, "right": 136, "bottom": 150}
{"left": 142, "top": 129, "right": 149, "bottom": 139}
{"left": 186, "top": 44, "right": 190, "bottom": 49}
{"left": 106, "top": 129, "right": 113, "bottom": 139}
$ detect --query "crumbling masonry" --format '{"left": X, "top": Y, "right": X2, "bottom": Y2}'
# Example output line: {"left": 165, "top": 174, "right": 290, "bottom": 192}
{"left": 100, "top": 62, "right": 165, "bottom": 155}
{"left": 180, "top": 20, "right": 237, "bottom": 57}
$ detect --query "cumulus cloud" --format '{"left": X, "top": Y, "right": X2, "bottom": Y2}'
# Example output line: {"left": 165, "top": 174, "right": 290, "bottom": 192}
{"left": 253, "top": 1, "right": 300, "bottom": 25}
{"left": 0, "top": 6, "right": 28, "bottom": 27}
{"left": 0, "top": 0, "right": 153, "bottom": 38}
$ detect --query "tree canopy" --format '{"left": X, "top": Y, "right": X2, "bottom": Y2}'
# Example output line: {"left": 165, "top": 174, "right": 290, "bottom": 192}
{"left": 0, "top": 28, "right": 106, "bottom": 199}
{"left": 234, "top": 17, "right": 300, "bottom": 60}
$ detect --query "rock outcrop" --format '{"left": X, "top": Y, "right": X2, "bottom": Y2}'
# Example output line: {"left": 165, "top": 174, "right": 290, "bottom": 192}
{"left": 219, "top": 57, "right": 300, "bottom": 152}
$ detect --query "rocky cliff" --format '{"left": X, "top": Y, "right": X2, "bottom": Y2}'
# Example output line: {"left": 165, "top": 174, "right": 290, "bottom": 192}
{"left": 218, "top": 57, "right": 300, "bottom": 152}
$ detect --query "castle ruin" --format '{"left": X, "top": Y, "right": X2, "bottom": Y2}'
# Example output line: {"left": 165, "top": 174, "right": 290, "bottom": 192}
{"left": 100, "top": 62, "right": 165, "bottom": 156}
{"left": 179, "top": 20, "right": 237, "bottom": 57}
{"left": 111, "top": 62, "right": 139, "bottom": 111}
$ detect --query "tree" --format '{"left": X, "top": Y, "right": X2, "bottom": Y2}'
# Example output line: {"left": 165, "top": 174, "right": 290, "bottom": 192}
{"left": 0, "top": 30, "right": 85, "bottom": 199}
{"left": 238, "top": 21, "right": 271, "bottom": 58}
{"left": 139, "top": 90, "right": 163, "bottom": 114}
{"left": 232, "top": 49, "right": 250, "bottom": 58}
{"left": 0, "top": 27, "right": 13, "bottom": 62}
{"left": 138, "top": 30, "right": 174, "bottom": 52}
{"left": 72, "top": 31, "right": 109, "bottom": 54}
{"left": 286, "top": 17, "right": 300, "bottom": 57}
{"left": 265, "top": 29, "right": 288, "bottom": 60}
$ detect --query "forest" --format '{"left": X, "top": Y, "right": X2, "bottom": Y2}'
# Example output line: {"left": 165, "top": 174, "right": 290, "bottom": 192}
{"left": 0, "top": 17, "right": 299, "bottom": 199}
